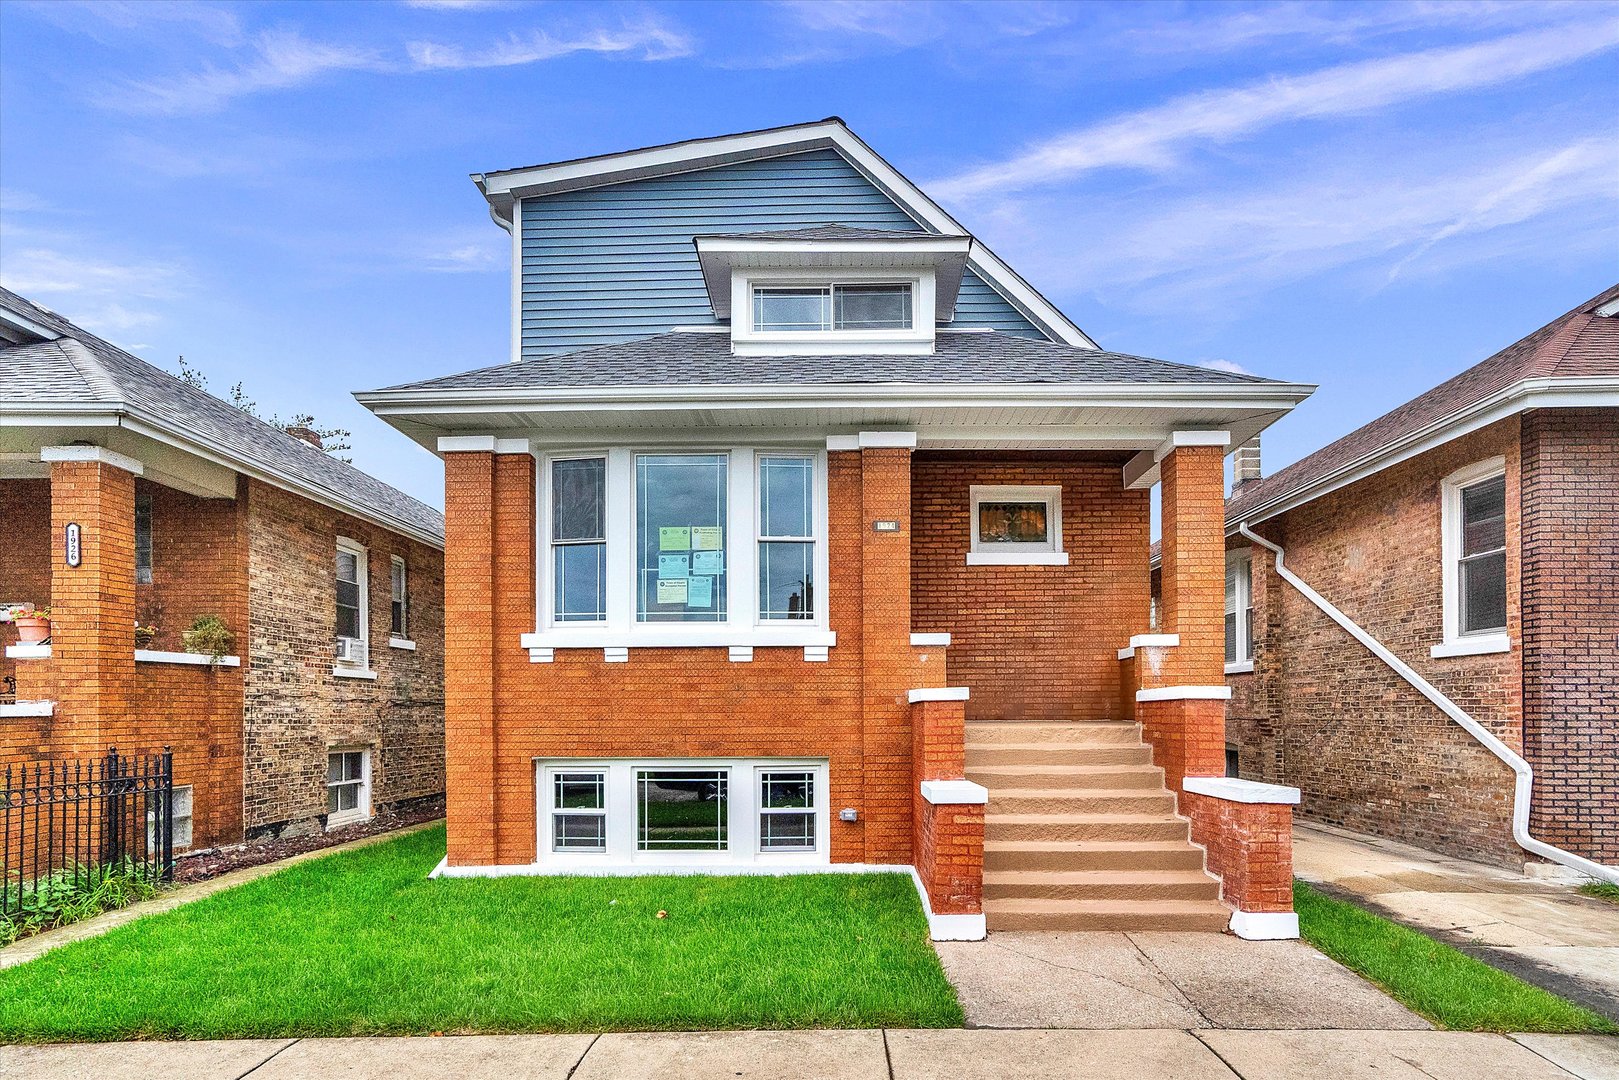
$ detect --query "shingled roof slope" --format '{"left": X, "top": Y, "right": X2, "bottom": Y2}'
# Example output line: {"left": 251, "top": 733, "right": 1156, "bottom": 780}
{"left": 1227, "top": 284, "right": 1619, "bottom": 523}
{"left": 373, "top": 329, "right": 1276, "bottom": 394}
{"left": 0, "top": 287, "right": 444, "bottom": 544}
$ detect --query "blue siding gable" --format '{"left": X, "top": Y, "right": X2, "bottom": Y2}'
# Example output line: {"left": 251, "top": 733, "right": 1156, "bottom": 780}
{"left": 518, "top": 148, "right": 1046, "bottom": 357}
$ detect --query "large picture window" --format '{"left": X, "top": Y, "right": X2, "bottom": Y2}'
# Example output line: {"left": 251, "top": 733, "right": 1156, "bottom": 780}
{"left": 636, "top": 454, "right": 728, "bottom": 623}
{"left": 637, "top": 769, "right": 728, "bottom": 851}
{"left": 552, "top": 457, "right": 607, "bottom": 623}
{"left": 1436, "top": 458, "right": 1510, "bottom": 657}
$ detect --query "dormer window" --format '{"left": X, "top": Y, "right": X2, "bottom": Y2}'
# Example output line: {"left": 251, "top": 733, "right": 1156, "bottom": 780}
{"left": 752, "top": 284, "right": 914, "bottom": 334}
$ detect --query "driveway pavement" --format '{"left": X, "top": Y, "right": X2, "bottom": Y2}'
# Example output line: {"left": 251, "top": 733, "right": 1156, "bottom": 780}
{"left": 2, "top": 1030, "right": 1613, "bottom": 1080}
{"left": 1294, "top": 822, "right": 1619, "bottom": 1019}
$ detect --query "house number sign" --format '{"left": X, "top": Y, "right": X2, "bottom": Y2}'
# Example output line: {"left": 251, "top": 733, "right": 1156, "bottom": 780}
{"left": 64, "top": 522, "right": 82, "bottom": 567}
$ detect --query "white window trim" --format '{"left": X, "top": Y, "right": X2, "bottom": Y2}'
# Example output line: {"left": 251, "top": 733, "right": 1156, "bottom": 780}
{"left": 335, "top": 537, "right": 369, "bottom": 670}
{"left": 1226, "top": 549, "right": 1254, "bottom": 673}
{"left": 527, "top": 447, "right": 832, "bottom": 653}
{"left": 535, "top": 759, "right": 830, "bottom": 869}
{"left": 966, "top": 484, "right": 1068, "bottom": 566}
{"left": 730, "top": 269, "right": 936, "bottom": 356}
{"left": 326, "top": 748, "right": 372, "bottom": 829}
{"left": 1434, "top": 457, "right": 1510, "bottom": 658}
{"left": 389, "top": 555, "right": 408, "bottom": 642}
{"left": 756, "top": 453, "right": 820, "bottom": 623}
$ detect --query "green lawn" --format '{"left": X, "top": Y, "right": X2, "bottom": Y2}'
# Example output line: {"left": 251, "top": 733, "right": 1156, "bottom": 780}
{"left": 1295, "top": 881, "right": 1616, "bottom": 1034}
{"left": 1578, "top": 881, "right": 1619, "bottom": 905}
{"left": 0, "top": 825, "right": 962, "bottom": 1042}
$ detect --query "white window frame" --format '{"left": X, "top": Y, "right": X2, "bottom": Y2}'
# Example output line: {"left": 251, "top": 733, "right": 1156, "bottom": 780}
{"left": 388, "top": 555, "right": 412, "bottom": 648}
{"left": 1225, "top": 550, "right": 1253, "bottom": 674}
{"left": 527, "top": 447, "right": 833, "bottom": 653}
{"left": 729, "top": 268, "right": 936, "bottom": 356}
{"left": 325, "top": 748, "right": 372, "bottom": 829}
{"left": 966, "top": 484, "right": 1068, "bottom": 566}
{"left": 756, "top": 453, "right": 819, "bottom": 622}
{"left": 546, "top": 454, "right": 610, "bottom": 626}
{"left": 548, "top": 768, "right": 608, "bottom": 853}
{"left": 1434, "top": 457, "right": 1510, "bottom": 658}
{"left": 334, "top": 537, "right": 370, "bottom": 671}
{"left": 535, "top": 759, "right": 829, "bottom": 868}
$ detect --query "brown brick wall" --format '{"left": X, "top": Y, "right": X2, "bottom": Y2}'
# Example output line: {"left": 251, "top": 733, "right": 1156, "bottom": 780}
{"left": 134, "top": 479, "right": 247, "bottom": 653}
{"left": 242, "top": 479, "right": 445, "bottom": 838}
{"left": 1227, "top": 419, "right": 1524, "bottom": 866}
{"left": 1521, "top": 407, "right": 1619, "bottom": 863}
{"left": 910, "top": 452, "right": 1149, "bottom": 721}
{"left": 1185, "top": 791, "right": 1293, "bottom": 914}
{"left": 0, "top": 479, "right": 52, "bottom": 689}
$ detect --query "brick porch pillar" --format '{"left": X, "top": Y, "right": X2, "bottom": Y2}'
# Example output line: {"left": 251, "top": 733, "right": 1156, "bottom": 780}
{"left": 441, "top": 444, "right": 499, "bottom": 867}
{"left": 910, "top": 686, "right": 985, "bottom": 940}
{"left": 41, "top": 446, "right": 142, "bottom": 754}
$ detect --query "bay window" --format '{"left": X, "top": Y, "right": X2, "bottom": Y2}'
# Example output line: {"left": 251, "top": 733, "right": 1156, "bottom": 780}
{"left": 529, "top": 447, "right": 829, "bottom": 654}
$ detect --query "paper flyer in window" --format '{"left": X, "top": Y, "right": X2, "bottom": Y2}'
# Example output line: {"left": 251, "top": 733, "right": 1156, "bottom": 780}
{"left": 686, "top": 575, "right": 714, "bottom": 608}
{"left": 656, "top": 578, "right": 688, "bottom": 604}
{"left": 659, "top": 526, "right": 691, "bottom": 551}
{"left": 658, "top": 553, "right": 690, "bottom": 579}
{"left": 691, "top": 549, "right": 723, "bottom": 574}
{"left": 690, "top": 526, "right": 722, "bottom": 550}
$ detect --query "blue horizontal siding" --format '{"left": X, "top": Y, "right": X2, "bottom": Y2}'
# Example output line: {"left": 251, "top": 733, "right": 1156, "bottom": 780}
{"left": 519, "top": 148, "right": 1045, "bottom": 356}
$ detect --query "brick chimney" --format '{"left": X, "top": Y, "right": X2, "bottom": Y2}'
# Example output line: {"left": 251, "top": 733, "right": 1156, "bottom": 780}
{"left": 287, "top": 425, "right": 323, "bottom": 450}
{"left": 1233, "top": 436, "right": 1262, "bottom": 489}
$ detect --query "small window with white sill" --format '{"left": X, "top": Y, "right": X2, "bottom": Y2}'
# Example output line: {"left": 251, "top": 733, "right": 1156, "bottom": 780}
{"left": 1437, "top": 460, "right": 1509, "bottom": 656}
{"left": 326, "top": 750, "right": 370, "bottom": 827}
{"left": 967, "top": 485, "right": 1067, "bottom": 566}
{"left": 389, "top": 556, "right": 408, "bottom": 639}
{"left": 1226, "top": 551, "right": 1253, "bottom": 672}
{"left": 758, "top": 770, "right": 816, "bottom": 851}
{"left": 335, "top": 540, "right": 368, "bottom": 667}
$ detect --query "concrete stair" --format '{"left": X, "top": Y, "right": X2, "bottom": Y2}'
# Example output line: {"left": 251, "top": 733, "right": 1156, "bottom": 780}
{"left": 968, "top": 720, "right": 1228, "bottom": 932}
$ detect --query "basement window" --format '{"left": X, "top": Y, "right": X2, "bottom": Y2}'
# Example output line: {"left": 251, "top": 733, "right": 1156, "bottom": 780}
{"left": 1434, "top": 458, "right": 1510, "bottom": 658}
{"left": 326, "top": 749, "right": 371, "bottom": 828}
{"left": 966, "top": 485, "right": 1068, "bottom": 566}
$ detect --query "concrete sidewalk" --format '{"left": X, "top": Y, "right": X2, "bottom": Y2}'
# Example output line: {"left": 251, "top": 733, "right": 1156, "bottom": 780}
{"left": 1294, "top": 822, "right": 1619, "bottom": 1019}
{"left": 2, "top": 1029, "right": 1614, "bottom": 1080}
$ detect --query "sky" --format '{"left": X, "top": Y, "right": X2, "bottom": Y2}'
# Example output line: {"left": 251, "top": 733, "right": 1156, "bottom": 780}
{"left": 1, "top": 0, "right": 1615, "bottom": 510}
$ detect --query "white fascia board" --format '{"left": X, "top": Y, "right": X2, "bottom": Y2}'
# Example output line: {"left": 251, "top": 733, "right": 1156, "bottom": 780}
{"left": 0, "top": 306, "right": 62, "bottom": 342}
{"left": 858, "top": 430, "right": 918, "bottom": 448}
{"left": 1233, "top": 377, "right": 1619, "bottom": 529}
{"left": 474, "top": 118, "right": 1096, "bottom": 350}
{"left": 438, "top": 435, "right": 497, "bottom": 452}
{"left": 13, "top": 403, "right": 444, "bottom": 550}
{"left": 1183, "top": 775, "right": 1301, "bottom": 805}
{"left": 40, "top": 444, "right": 144, "bottom": 475}
{"left": 695, "top": 236, "right": 970, "bottom": 256}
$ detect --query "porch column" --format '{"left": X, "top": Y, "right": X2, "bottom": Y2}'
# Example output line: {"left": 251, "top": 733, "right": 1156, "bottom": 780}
{"left": 1142, "top": 434, "right": 1229, "bottom": 788}
{"left": 42, "top": 446, "right": 142, "bottom": 754}
{"left": 440, "top": 441, "right": 500, "bottom": 867}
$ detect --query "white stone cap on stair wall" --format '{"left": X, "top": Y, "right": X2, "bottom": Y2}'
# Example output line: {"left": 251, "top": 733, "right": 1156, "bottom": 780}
{"left": 1136, "top": 685, "right": 1231, "bottom": 701}
{"left": 0, "top": 701, "right": 53, "bottom": 718}
{"left": 1183, "top": 776, "right": 1301, "bottom": 805}
{"left": 907, "top": 686, "right": 969, "bottom": 703}
{"left": 920, "top": 779, "right": 989, "bottom": 805}
{"left": 1116, "top": 633, "right": 1179, "bottom": 659}
{"left": 910, "top": 633, "right": 951, "bottom": 647}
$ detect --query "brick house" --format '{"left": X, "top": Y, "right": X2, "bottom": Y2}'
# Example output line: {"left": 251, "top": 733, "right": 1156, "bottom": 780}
{"left": 358, "top": 119, "right": 1316, "bottom": 939}
{"left": 1212, "top": 285, "right": 1617, "bottom": 879}
{"left": 0, "top": 287, "right": 446, "bottom": 849}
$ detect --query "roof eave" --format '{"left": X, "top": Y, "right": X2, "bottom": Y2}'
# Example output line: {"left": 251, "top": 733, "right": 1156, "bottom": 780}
{"left": 1227, "top": 375, "right": 1619, "bottom": 531}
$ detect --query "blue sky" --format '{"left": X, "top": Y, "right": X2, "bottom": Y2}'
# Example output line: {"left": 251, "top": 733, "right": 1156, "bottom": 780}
{"left": 2, "top": 0, "right": 1615, "bottom": 509}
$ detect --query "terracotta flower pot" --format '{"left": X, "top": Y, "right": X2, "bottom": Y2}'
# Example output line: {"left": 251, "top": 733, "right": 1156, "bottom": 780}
{"left": 14, "top": 616, "right": 50, "bottom": 643}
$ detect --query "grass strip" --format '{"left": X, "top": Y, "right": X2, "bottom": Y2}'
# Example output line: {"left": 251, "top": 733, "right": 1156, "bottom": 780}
{"left": 1295, "top": 881, "right": 1615, "bottom": 1033}
{"left": 0, "top": 824, "right": 962, "bottom": 1042}
{"left": 1578, "top": 882, "right": 1619, "bottom": 905}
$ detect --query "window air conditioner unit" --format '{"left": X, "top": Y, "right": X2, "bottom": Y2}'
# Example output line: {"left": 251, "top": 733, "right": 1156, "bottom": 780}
{"left": 335, "top": 637, "right": 365, "bottom": 665}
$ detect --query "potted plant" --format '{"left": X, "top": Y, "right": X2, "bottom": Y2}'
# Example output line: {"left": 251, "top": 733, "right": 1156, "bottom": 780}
{"left": 134, "top": 623, "right": 158, "bottom": 648}
{"left": 135, "top": 601, "right": 163, "bottom": 649}
{"left": 181, "top": 614, "right": 234, "bottom": 663}
{"left": 13, "top": 607, "right": 50, "bottom": 644}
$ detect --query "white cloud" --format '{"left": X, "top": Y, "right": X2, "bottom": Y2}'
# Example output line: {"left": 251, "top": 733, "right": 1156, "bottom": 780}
{"left": 1200, "top": 359, "right": 1253, "bottom": 375}
{"left": 108, "top": 30, "right": 390, "bottom": 115}
{"left": 934, "top": 22, "right": 1619, "bottom": 201}
{"left": 0, "top": 241, "right": 189, "bottom": 337}
{"left": 0, "top": 189, "right": 51, "bottom": 213}
{"left": 409, "top": 232, "right": 506, "bottom": 274}
{"left": 401, "top": 0, "right": 503, "bottom": 8}
{"left": 21, "top": 0, "right": 243, "bottom": 47}
{"left": 406, "top": 20, "right": 694, "bottom": 69}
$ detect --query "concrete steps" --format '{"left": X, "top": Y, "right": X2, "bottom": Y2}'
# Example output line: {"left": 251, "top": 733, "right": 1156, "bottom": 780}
{"left": 969, "top": 720, "right": 1227, "bottom": 933}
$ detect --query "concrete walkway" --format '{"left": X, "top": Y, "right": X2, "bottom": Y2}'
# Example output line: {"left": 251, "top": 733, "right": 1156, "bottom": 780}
{"left": 0, "top": 821, "right": 443, "bottom": 971}
{"left": 1294, "top": 822, "right": 1619, "bottom": 1019}
{"left": 2, "top": 1030, "right": 1614, "bottom": 1080}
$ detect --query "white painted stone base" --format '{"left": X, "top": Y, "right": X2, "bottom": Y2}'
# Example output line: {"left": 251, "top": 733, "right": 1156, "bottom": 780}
{"left": 1229, "top": 909, "right": 1299, "bottom": 940}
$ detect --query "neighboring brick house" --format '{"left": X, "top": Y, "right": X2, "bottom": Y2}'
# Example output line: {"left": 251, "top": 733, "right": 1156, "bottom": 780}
{"left": 0, "top": 287, "right": 446, "bottom": 850}
{"left": 1212, "top": 285, "right": 1618, "bottom": 877}
{"left": 358, "top": 119, "right": 1317, "bottom": 940}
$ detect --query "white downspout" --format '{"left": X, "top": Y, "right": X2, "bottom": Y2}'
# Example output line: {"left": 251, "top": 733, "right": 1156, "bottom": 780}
{"left": 1238, "top": 523, "right": 1619, "bottom": 885}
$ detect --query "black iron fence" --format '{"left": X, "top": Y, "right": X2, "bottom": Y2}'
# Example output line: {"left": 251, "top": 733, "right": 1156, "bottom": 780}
{"left": 1, "top": 748, "right": 174, "bottom": 918}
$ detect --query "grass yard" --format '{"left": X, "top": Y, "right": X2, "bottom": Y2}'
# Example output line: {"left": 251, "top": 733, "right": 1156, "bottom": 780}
{"left": 0, "top": 825, "right": 962, "bottom": 1042}
{"left": 1295, "top": 881, "right": 1616, "bottom": 1034}
{"left": 1578, "top": 881, "right": 1619, "bottom": 905}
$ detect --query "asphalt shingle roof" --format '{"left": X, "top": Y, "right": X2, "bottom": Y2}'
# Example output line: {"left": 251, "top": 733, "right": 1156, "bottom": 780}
{"left": 0, "top": 287, "right": 444, "bottom": 544}
{"left": 375, "top": 330, "right": 1275, "bottom": 394}
{"left": 1226, "top": 283, "right": 1619, "bottom": 522}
